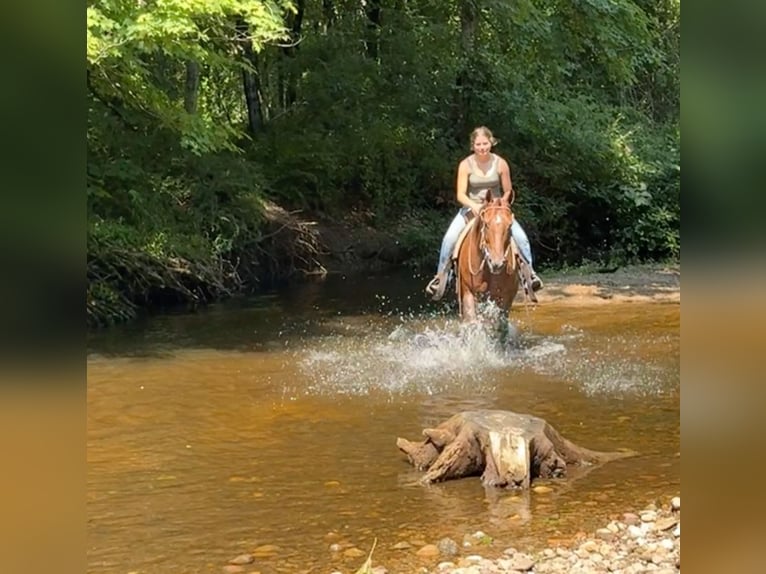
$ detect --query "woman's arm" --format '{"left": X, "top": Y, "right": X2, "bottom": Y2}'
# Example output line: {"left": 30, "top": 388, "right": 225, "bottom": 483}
{"left": 499, "top": 157, "right": 514, "bottom": 204}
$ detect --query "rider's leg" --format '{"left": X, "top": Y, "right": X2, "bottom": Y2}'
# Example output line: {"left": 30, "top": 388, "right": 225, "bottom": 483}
{"left": 426, "top": 209, "right": 469, "bottom": 300}
{"left": 510, "top": 220, "right": 543, "bottom": 291}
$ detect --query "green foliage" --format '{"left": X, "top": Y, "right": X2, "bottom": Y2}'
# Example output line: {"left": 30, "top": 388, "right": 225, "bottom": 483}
{"left": 87, "top": 0, "right": 295, "bottom": 154}
{"left": 87, "top": 99, "right": 274, "bottom": 326}
{"left": 394, "top": 211, "right": 448, "bottom": 270}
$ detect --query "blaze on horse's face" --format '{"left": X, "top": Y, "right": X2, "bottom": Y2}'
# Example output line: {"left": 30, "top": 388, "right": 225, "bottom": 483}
{"left": 479, "top": 199, "right": 513, "bottom": 274}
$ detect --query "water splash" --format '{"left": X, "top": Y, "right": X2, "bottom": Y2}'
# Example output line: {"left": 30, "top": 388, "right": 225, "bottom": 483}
{"left": 285, "top": 300, "right": 674, "bottom": 399}
{"left": 293, "top": 302, "right": 531, "bottom": 397}
{"left": 512, "top": 327, "right": 676, "bottom": 397}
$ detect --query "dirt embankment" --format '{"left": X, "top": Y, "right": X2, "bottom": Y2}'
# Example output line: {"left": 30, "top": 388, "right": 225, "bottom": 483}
{"left": 537, "top": 264, "right": 680, "bottom": 306}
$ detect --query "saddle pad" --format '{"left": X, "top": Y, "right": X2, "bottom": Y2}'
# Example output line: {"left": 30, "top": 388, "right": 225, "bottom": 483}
{"left": 451, "top": 217, "right": 478, "bottom": 260}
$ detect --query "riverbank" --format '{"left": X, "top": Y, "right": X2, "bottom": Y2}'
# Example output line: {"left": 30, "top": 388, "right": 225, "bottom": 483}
{"left": 344, "top": 496, "right": 681, "bottom": 574}
{"left": 535, "top": 263, "right": 680, "bottom": 306}
{"left": 220, "top": 496, "right": 680, "bottom": 574}
{"left": 421, "top": 495, "right": 680, "bottom": 574}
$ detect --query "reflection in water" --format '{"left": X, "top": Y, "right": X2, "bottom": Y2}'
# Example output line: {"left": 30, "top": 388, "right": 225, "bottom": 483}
{"left": 87, "top": 271, "right": 679, "bottom": 574}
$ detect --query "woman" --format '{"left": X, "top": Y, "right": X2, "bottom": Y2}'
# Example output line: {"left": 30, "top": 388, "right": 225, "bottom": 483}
{"left": 425, "top": 126, "right": 543, "bottom": 300}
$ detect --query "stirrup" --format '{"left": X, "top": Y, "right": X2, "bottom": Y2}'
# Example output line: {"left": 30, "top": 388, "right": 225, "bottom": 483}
{"left": 425, "top": 272, "right": 448, "bottom": 301}
{"left": 530, "top": 273, "right": 543, "bottom": 292}
{"left": 425, "top": 275, "right": 440, "bottom": 295}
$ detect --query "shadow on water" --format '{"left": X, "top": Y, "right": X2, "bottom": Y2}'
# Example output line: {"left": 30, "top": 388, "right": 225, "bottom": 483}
{"left": 87, "top": 270, "right": 440, "bottom": 358}
{"left": 87, "top": 270, "right": 679, "bottom": 574}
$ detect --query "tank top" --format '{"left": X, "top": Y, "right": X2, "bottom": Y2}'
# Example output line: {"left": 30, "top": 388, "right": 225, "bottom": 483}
{"left": 466, "top": 154, "right": 501, "bottom": 201}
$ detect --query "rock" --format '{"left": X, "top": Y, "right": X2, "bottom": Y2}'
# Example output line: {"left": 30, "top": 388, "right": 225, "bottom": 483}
{"left": 222, "top": 566, "right": 244, "bottom": 574}
{"left": 659, "top": 538, "right": 675, "bottom": 551}
{"left": 595, "top": 528, "right": 615, "bottom": 541}
{"left": 622, "top": 512, "right": 640, "bottom": 525}
{"left": 228, "top": 554, "right": 254, "bottom": 565}
{"left": 416, "top": 544, "right": 440, "bottom": 558}
{"left": 671, "top": 496, "right": 680, "bottom": 511}
{"left": 391, "top": 541, "right": 412, "bottom": 550}
{"left": 579, "top": 540, "right": 599, "bottom": 553}
{"left": 251, "top": 544, "right": 279, "bottom": 557}
{"left": 506, "top": 553, "right": 535, "bottom": 571}
{"left": 640, "top": 510, "right": 657, "bottom": 522}
{"left": 437, "top": 538, "right": 460, "bottom": 557}
{"left": 654, "top": 516, "right": 679, "bottom": 531}
{"left": 343, "top": 547, "right": 366, "bottom": 558}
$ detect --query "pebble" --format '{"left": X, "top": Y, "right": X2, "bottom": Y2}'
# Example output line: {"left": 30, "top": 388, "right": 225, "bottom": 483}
{"left": 343, "top": 547, "right": 366, "bottom": 558}
{"left": 437, "top": 538, "right": 460, "bottom": 557}
{"left": 416, "top": 544, "right": 440, "bottom": 557}
{"left": 228, "top": 554, "right": 254, "bottom": 565}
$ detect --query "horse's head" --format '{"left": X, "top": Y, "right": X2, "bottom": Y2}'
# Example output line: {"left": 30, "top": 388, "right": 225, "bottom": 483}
{"left": 478, "top": 197, "right": 514, "bottom": 274}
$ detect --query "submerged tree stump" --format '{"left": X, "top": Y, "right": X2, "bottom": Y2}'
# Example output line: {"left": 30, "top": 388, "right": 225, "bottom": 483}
{"left": 397, "top": 410, "right": 629, "bottom": 488}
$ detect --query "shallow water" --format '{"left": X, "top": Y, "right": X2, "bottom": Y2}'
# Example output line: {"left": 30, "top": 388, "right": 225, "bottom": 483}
{"left": 87, "top": 271, "right": 679, "bottom": 573}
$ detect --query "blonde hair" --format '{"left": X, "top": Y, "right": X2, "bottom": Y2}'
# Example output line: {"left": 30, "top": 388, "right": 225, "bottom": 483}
{"left": 470, "top": 126, "right": 498, "bottom": 149}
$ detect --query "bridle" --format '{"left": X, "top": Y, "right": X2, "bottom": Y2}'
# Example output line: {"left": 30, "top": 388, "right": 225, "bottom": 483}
{"left": 469, "top": 203, "right": 513, "bottom": 276}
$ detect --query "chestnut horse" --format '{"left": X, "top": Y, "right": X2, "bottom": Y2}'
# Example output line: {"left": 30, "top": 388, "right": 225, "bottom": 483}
{"left": 455, "top": 197, "right": 521, "bottom": 322}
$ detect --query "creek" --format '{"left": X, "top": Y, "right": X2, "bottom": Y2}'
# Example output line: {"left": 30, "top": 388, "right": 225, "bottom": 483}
{"left": 87, "top": 270, "right": 680, "bottom": 573}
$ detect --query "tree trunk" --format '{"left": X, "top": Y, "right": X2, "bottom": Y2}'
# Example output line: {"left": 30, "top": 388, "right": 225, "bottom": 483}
{"left": 397, "top": 410, "right": 632, "bottom": 488}
{"left": 364, "top": 0, "right": 382, "bottom": 60}
{"left": 236, "top": 17, "right": 265, "bottom": 133}
{"left": 321, "top": 0, "right": 336, "bottom": 32}
{"left": 279, "top": 0, "right": 305, "bottom": 108}
{"left": 184, "top": 60, "right": 200, "bottom": 114}
{"left": 454, "top": 0, "right": 478, "bottom": 141}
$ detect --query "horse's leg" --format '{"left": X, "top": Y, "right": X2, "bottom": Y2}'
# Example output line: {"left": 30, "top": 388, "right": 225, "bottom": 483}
{"left": 502, "top": 271, "right": 519, "bottom": 319}
{"left": 461, "top": 289, "right": 477, "bottom": 322}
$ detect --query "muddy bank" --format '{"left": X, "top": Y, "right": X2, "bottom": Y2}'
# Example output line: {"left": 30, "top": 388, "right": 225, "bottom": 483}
{"left": 312, "top": 214, "right": 406, "bottom": 274}
{"left": 535, "top": 264, "right": 680, "bottom": 306}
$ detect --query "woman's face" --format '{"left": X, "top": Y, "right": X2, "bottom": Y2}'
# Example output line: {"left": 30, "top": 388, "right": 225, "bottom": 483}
{"left": 472, "top": 134, "right": 492, "bottom": 156}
